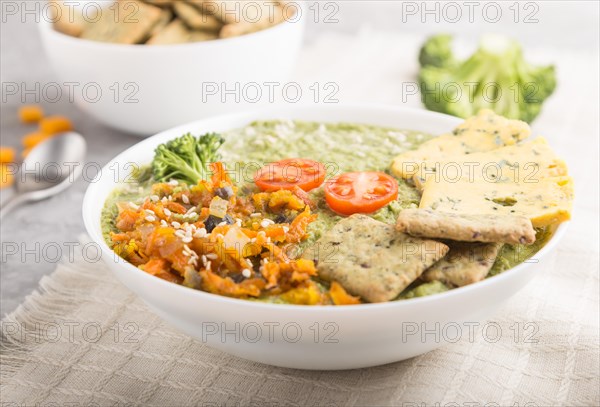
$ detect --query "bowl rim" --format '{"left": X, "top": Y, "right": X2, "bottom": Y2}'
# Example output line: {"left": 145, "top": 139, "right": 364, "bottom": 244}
{"left": 82, "top": 103, "right": 569, "bottom": 312}
{"left": 38, "top": 3, "right": 305, "bottom": 50}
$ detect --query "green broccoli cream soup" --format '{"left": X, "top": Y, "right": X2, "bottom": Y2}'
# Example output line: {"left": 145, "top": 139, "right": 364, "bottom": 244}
{"left": 102, "top": 120, "right": 552, "bottom": 301}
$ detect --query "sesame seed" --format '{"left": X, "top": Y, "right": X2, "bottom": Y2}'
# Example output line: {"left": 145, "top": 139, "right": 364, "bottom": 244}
{"left": 206, "top": 261, "right": 212, "bottom": 270}
{"left": 260, "top": 219, "right": 274, "bottom": 228}
{"left": 201, "top": 255, "right": 207, "bottom": 264}
{"left": 217, "top": 221, "right": 227, "bottom": 227}
{"left": 186, "top": 206, "right": 196, "bottom": 214}
{"left": 128, "top": 202, "right": 139, "bottom": 210}
{"left": 163, "top": 208, "right": 172, "bottom": 217}
{"left": 283, "top": 226, "right": 289, "bottom": 233}
{"left": 160, "top": 220, "right": 168, "bottom": 227}
{"left": 150, "top": 195, "right": 159, "bottom": 202}
{"left": 171, "top": 221, "right": 181, "bottom": 229}
{"left": 181, "top": 194, "right": 190, "bottom": 204}
{"left": 206, "top": 253, "right": 218, "bottom": 260}
{"left": 242, "top": 269, "right": 251, "bottom": 278}
{"left": 161, "top": 197, "right": 168, "bottom": 203}
{"left": 194, "top": 228, "right": 207, "bottom": 238}
{"left": 235, "top": 219, "right": 242, "bottom": 227}
{"left": 168, "top": 179, "right": 179, "bottom": 186}
{"left": 250, "top": 213, "right": 262, "bottom": 218}
{"left": 182, "top": 236, "right": 192, "bottom": 243}
{"left": 145, "top": 215, "right": 156, "bottom": 222}
{"left": 145, "top": 209, "right": 155, "bottom": 215}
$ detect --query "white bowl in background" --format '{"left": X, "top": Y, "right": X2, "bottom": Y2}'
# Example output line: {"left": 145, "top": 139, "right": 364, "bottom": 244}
{"left": 38, "top": 12, "right": 305, "bottom": 136}
{"left": 82, "top": 105, "right": 567, "bottom": 370}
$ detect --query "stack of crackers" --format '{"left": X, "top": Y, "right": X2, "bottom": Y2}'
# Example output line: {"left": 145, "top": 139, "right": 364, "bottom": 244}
{"left": 51, "top": 0, "right": 292, "bottom": 45}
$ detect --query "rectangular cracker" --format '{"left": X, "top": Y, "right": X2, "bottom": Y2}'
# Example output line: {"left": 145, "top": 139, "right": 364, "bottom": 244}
{"left": 396, "top": 208, "right": 536, "bottom": 245}
{"left": 391, "top": 109, "right": 531, "bottom": 179}
{"left": 422, "top": 242, "right": 503, "bottom": 287}
{"left": 146, "top": 19, "right": 218, "bottom": 45}
{"left": 302, "top": 214, "right": 449, "bottom": 303}
{"left": 173, "top": 1, "right": 222, "bottom": 31}
{"left": 80, "top": 0, "right": 163, "bottom": 44}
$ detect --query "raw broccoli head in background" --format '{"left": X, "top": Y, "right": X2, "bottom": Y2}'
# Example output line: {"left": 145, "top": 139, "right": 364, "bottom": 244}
{"left": 152, "top": 132, "right": 224, "bottom": 185}
{"left": 418, "top": 34, "right": 557, "bottom": 123}
{"left": 418, "top": 34, "right": 456, "bottom": 69}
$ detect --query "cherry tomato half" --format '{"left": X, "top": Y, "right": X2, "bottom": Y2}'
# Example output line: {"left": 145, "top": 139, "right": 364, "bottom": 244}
{"left": 254, "top": 158, "right": 326, "bottom": 192}
{"left": 324, "top": 171, "right": 398, "bottom": 216}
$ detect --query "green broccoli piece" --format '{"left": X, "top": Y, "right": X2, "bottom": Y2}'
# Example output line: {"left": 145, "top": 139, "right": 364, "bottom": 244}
{"left": 418, "top": 34, "right": 456, "bottom": 69}
{"left": 152, "top": 132, "right": 224, "bottom": 185}
{"left": 418, "top": 34, "right": 556, "bottom": 123}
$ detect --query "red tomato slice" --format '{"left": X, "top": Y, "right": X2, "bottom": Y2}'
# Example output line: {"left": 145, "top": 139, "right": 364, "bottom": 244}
{"left": 324, "top": 171, "right": 398, "bottom": 216}
{"left": 254, "top": 158, "right": 326, "bottom": 192}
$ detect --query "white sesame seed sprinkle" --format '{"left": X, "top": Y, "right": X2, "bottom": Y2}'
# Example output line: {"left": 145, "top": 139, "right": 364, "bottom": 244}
{"left": 217, "top": 221, "right": 227, "bottom": 227}
{"left": 260, "top": 219, "right": 274, "bottom": 228}
{"left": 145, "top": 215, "right": 156, "bottom": 222}
{"left": 150, "top": 195, "right": 159, "bottom": 202}
{"left": 163, "top": 208, "right": 172, "bottom": 217}
{"left": 160, "top": 220, "right": 168, "bottom": 227}
{"left": 250, "top": 213, "right": 262, "bottom": 218}
{"left": 128, "top": 202, "right": 139, "bottom": 210}
{"left": 283, "top": 226, "right": 290, "bottom": 233}
{"left": 145, "top": 209, "right": 155, "bottom": 216}
{"left": 161, "top": 197, "right": 168, "bottom": 203}
{"left": 194, "top": 228, "right": 207, "bottom": 238}
{"left": 182, "top": 236, "right": 192, "bottom": 243}
{"left": 168, "top": 179, "right": 179, "bottom": 186}
{"left": 171, "top": 221, "right": 181, "bottom": 229}
{"left": 181, "top": 194, "right": 190, "bottom": 204}
{"left": 206, "top": 253, "right": 218, "bottom": 260}
{"left": 242, "top": 269, "right": 251, "bottom": 278}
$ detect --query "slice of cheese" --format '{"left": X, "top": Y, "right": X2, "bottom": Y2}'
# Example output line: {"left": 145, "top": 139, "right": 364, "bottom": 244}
{"left": 413, "top": 137, "right": 569, "bottom": 190}
{"left": 419, "top": 176, "right": 574, "bottom": 227}
{"left": 391, "top": 109, "right": 531, "bottom": 179}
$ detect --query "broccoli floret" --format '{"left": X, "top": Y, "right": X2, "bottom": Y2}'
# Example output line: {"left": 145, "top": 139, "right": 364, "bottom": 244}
{"left": 152, "top": 132, "right": 224, "bottom": 185}
{"left": 419, "top": 34, "right": 456, "bottom": 69}
{"left": 418, "top": 34, "right": 556, "bottom": 123}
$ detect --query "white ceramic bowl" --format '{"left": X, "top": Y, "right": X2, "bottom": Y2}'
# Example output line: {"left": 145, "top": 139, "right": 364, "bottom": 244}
{"left": 83, "top": 105, "right": 567, "bottom": 370}
{"left": 38, "top": 11, "right": 305, "bottom": 136}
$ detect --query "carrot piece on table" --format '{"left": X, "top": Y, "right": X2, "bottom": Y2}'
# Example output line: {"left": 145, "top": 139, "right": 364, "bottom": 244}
{"left": 0, "top": 165, "right": 15, "bottom": 189}
{"left": 39, "top": 116, "right": 73, "bottom": 134}
{"left": 23, "top": 132, "right": 52, "bottom": 149}
{"left": 0, "top": 147, "right": 16, "bottom": 164}
{"left": 18, "top": 105, "right": 44, "bottom": 124}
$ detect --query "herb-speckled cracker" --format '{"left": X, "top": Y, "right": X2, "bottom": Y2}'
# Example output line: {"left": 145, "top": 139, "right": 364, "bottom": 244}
{"left": 396, "top": 208, "right": 536, "bottom": 245}
{"left": 80, "top": 0, "right": 163, "bottom": 44}
{"left": 302, "top": 214, "right": 449, "bottom": 303}
{"left": 173, "top": 1, "right": 221, "bottom": 31}
{"left": 146, "top": 19, "right": 217, "bottom": 45}
{"left": 422, "top": 242, "right": 503, "bottom": 287}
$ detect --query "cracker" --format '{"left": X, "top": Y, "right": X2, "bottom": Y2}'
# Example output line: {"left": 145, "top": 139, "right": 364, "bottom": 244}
{"left": 396, "top": 209, "right": 536, "bottom": 245}
{"left": 302, "top": 214, "right": 449, "bottom": 303}
{"left": 422, "top": 242, "right": 503, "bottom": 287}
{"left": 173, "top": 1, "right": 221, "bottom": 31}
{"left": 50, "top": 0, "right": 92, "bottom": 37}
{"left": 150, "top": 8, "right": 174, "bottom": 36}
{"left": 146, "top": 19, "right": 217, "bottom": 45}
{"left": 80, "top": 0, "right": 163, "bottom": 44}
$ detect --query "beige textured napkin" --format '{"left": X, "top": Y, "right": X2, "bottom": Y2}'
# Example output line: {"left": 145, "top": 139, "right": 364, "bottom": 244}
{"left": 1, "top": 233, "right": 598, "bottom": 406}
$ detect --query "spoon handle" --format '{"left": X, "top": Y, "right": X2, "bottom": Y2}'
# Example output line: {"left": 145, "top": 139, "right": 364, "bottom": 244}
{"left": 0, "top": 194, "right": 30, "bottom": 220}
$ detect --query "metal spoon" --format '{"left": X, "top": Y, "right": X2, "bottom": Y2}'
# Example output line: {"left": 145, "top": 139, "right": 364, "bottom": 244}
{"left": 0, "top": 132, "right": 87, "bottom": 219}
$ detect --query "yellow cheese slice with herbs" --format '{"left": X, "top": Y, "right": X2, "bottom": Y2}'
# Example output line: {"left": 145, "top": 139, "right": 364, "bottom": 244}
{"left": 413, "top": 137, "right": 568, "bottom": 190}
{"left": 419, "top": 176, "right": 574, "bottom": 227}
{"left": 391, "top": 109, "right": 531, "bottom": 179}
